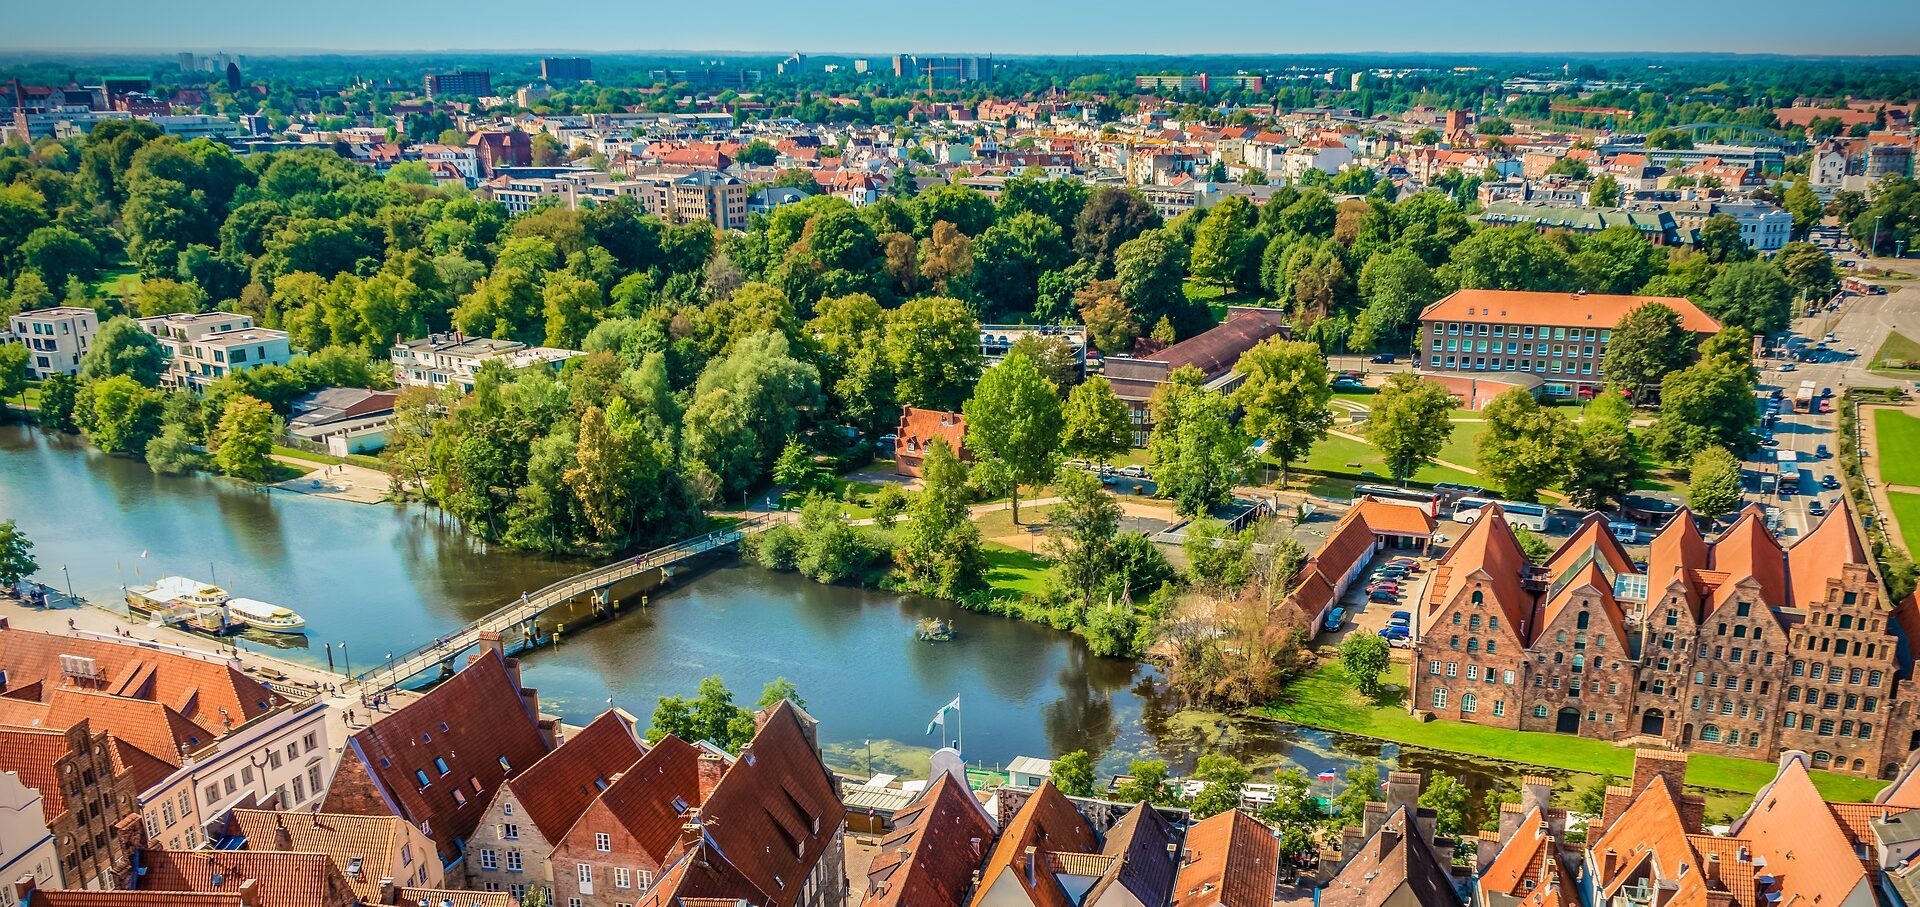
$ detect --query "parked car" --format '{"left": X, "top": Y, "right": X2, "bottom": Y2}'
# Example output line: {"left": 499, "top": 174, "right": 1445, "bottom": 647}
{"left": 1323, "top": 607, "right": 1347, "bottom": 632}
{"left": 1369, "top": 588, "right": 1400, "bottom": 603}
{"left": 1822, "top": 474, "right": 1841, "bottom": 490}
{"left": 1780, "top": 362, "right": 1797, "bottom": 372}
{"left": 1378, "top": 626, "right": 1412, "bottom": 647}
{"left": 1118, "top": 464, "right": 1150, "bottom": 479}
{"left": 1368, "top": 583, "right": 1401, "bottom": 597}
{"left": 1809, "top": 499, "right": 1826, "bottom": 517}
{"left": 1761, "top": 436, "right": 1779, "bottom": 447}
{"left": 1369, "top": 353, "right": 1396, "bottom": 364}
{"left": 1389, "top": 611, "right": 1412, "bottom": 627}
{"left": 1817, "top": 444, "right": 1832, "bottom": 459}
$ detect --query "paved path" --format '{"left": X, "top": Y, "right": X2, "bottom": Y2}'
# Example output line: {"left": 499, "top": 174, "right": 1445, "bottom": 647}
{"left": 270, "top": 458, "right": 391, "bottom": 505}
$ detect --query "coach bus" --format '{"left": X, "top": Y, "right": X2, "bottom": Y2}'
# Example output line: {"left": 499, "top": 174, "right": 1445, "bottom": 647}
{"left": 1350, "top": 483, "right": 1443, "bottom": 516}
{"left": 1451, "top": 497, "right": 1550, "bottom": 531}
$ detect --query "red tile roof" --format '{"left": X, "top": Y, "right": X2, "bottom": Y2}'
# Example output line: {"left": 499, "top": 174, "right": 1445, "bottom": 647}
{"left": 1732, "top": 756, "right": 1884, "bottom": 907}
{"left": 561, "top": 734, "right": 704, "bottom": 863}
{"left": 0, "top": 627, "right": 282, "bottom": 727}
{"left": 1147, "top": 307, "right": 1292, "bottom": 378}
{"left": 228, "top": 809, "right": 414, "bottom": 904}
{"left": 1170, "top": 808, "right": 1278, "bottom": 907}
{"left": 507, "top": 709, "right": 647, "bottom": 843}
{"left": 321, "top": 651, "right": 549, "bottom": 864}
{"left": 687, "top": 703, "right": 845, "bottom": 907}
{"left": 1420, "top": 290, "right": 1720, "bottom": 335}
{"left": 0, "top": 724, "right": 76, "bottom": 821}
{"left": 1786, "top": 497, "right": 1869, "bottom": 609}
{"left": 967, "top": 781, "right": 1099, "bottom": 907}
{"left": 136, "top": 848, "right": 356, "bottom": 907}
{"left": 864, "top": 772, "right": 995, "bottom": 907}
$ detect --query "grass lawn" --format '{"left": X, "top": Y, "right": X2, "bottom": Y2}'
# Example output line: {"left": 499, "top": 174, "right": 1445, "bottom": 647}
{"left": 779, "top": 477, "right": 884, "bottom": 519}
{"left": 269, "top": 445, "right": 387, "bottom": 472}
{"left": 1296, "top": 432, "right": 1481, "bottom": 488}
{"left": 1436, "top": 420, "right": 1486, "bottom": 470}
{"left": 981, "top": 543, "right": 1053, "bottom": 602}
{"left": 1264, "top": 661, "right": 1887, "bottom": 803}
{"left": 1874, "top": 410, "right": 1920, "bottom": 487}
{"left": 1182, "top": 280, "right": 1267, "bottom": 322}
{"left": 1871, "top": 331, "right": 1920, "bottom": 377}
{"left": 91, "top": 266, "right": 142, "bottom": 301}
{"left": 974, "top": 503, "right": 1059, "bottom": 539}
{"left": 1888, "top": 492, "right": 1920, "bottom": 558}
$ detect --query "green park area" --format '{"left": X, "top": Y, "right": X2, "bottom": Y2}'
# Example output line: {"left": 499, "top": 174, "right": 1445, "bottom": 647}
{"left": 1888, "top": 492, "right": 1920, "bottom": 560}
{"left": 1263, "top": 661, "right": 1888, "bottom": 804}
{"left": 1876, "top": 410, "right": 1920, "bottom": 487}
{"left": 1873, "top": 331, "right": 1920, "bottom": 376}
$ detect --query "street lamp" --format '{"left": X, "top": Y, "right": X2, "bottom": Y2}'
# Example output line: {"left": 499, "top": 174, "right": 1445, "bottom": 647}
{"left": 339, "top": 642, "right": 350, "bottom": 677}
{"left": 61, "top": 565, "right": 73, "bottom": 601}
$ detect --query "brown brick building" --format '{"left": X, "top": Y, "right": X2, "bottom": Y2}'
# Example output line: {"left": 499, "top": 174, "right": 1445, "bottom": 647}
{"left": 0, "top": 721, "right": 140, "bottom": 890}
{"left": 1409, "top": 502, "right": 1920, "bottom": 777}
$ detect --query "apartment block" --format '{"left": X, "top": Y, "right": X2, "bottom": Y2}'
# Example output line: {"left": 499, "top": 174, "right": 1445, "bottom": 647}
{"left": 6, "top": 307, "right": 96, "bottom": 379}
{"left": 137, "top": 311, "right": 292, "bottom": 391}
{"left": 389, "top": 332, "right": 582, "bottom": 392}
{"left": 1416, "top": 289, "right": 1719, "bottom": 397}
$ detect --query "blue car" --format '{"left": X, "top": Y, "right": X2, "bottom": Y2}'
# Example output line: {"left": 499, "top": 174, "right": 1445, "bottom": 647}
{"left": 1390, "top": 611, "right": 1412, "bottom": 627}
{"left": 1323, "top": 606, "right": 1347, "bottom": 632}
{"left": 1377, "top": 625, "right": 1412, "bottom": 647}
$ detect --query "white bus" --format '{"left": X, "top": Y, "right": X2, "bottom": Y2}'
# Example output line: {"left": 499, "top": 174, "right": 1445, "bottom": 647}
{"left": 1451, "top": 497, "right": 1549, "bottom": 531}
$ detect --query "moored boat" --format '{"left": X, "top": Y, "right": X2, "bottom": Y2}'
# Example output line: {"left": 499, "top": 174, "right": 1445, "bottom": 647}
{"left": 226, "top": 597, "right": 307, "bottom": 634}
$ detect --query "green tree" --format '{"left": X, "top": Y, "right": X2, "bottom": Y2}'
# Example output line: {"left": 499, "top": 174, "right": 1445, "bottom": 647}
{"left": 1776, "top": 241, "right": 1838, "bottom": 301}
{"left": 1419, "top": 775, "right": 1471, "bottom": 838}
{"left": 1231, "top": 338, "right": 1332, "bottom": 484}
{"left": 647, "top": 676, "right": 755, "bottom": 751}
{"left": 1687, "top": 445, "right": 1743, "bottom": 519}
{"left": 80, "top": 316, "right": 167, "bottom": 387}
{"left": 0, "top": 345, "right": 27, "bottom": 416}
{"left": 1368, "top": 374, "right": 1456, "bottom": 484}
{"left": 1353, "top": 246, "right": 1441, "bottom": 349}
{"left": 1333, "top": 766, "right": 1380, "bottom": 823}
{"left": 1114, "top": 229, "right": 1193, "bottom": 335}
{"left": 1563, "top": 392, "right": 1643, "bottom": 511}
{"left": 6, "top": 272, "right": 54, "bottom": 318}
{"left": 144, "top": 421, "right": 207, "bottom": 475}
{"left": 36, "top": 374, "right": 78, "bottom": 432}
{"left": 964, "top": 351, "right": 1064, "bottom": 524}
{"left": 1339, "top": 633, "right": 1391, "bottom": 697}
{"left": 1705, "top": 260, "right": 1794, "bottom": 335}
{"left": 1476, "top": 388, "right": 1575, "bottom": 501}
{"left": 1073, "top": 187, "right": 1160, "bottom": 274}
{"left": 1114, "top": 759, "right": 1175, "bottom": 805}
{"left": 1050, "top": 750, "right": 1098, "bottom": 797}
{"left": 1441, "top": 226, "right": 1576, "bottom": 292}
{"left": 1697, "top": 214, "right": 1756, "bottom": 265}
{"left": 757, "top": 677, "right": 806, "bottom": 711}
{"left": 1574, "top": 225, "right": 1664, "bottom": 295}
{"left": 1651, "top": 331, "right": 1756, "bottom": 459}
{"left": 76, "top": 374, "right": 164, "bottom": 454}
{"left": 1188, "top": 754, "right": 1251, "bottom": 818}
{"left": 971, "top": 211, "right": 1071, "bottom": 318}
{"left": 1589, "top": 173, "right": 1623, "bottom": 207}
{"left": 1049, "top": 469, "right": 1124, "bottom": 607}
{"left": 19, "top": 225, "right": 97, "bottom": 291}
{"left": 1061, "top": 375, "right": 1132, "bottom": 462}
{"left": 885, "top": 296, "right": 980, "bottom": 411}
{"left": 1603, "top": 303, "right": 1695, "bottom": 403}
{"left": 894, "top": 440, "right": 986, "bottom": 599}
{"left": 212, "top": 394, "right": 276, "bottom": 481}
{"left": 1147, "top": 383, "right": 1249, "bottom": 517}
{"left": 1189, "top": 197, "right": 1256, "bottom": 290}
{"left": 1576, "top": 774, "right": 1619, "bottom": 816}
{"left": 1782, "top": 180, "right": 1823, "bottom": 236}
{"left": 682, "top": 331, "right": 822, "bottom": 500}
{"left": 0, "top": 520, "right": 36, "bottom": 587}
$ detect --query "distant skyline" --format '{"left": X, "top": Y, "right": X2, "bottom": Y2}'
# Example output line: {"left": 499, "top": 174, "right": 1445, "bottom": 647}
{"left": 7, "top": 0, "right": 1920, "bottom": 57}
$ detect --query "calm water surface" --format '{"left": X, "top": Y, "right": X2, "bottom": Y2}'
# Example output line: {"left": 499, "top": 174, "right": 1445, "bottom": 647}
{"left": 0, "top": 423, "right": 1534, "bottom": 805}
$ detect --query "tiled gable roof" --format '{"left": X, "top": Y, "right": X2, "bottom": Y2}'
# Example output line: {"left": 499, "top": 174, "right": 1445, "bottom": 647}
{"left": 864, "top": 772, "right": 994, "bottom": 907}
{"left": 508, "top": 709, "right": 647, "bottom": 843}
{"left": 562, "top": 734, "right": 704, "bottom": 863}
{"left": 1320, "top": 805, "right": 1458, "bottom": 907}
{"left": 1733, "top": 756, "right": 1882, "bottom": 907}
{"left": 229, "top": 809, "right": 406, "bottom": 903}
{"left": 137, "top": 848, "right": 355, "bottom": 907}
{"left": 0, "top": 724, "right": 75, "bottom": 821}
{"left": 1706, "top": 506, "right": 1789, "bottom": 614}
{"left": 1170, "top": 808, "right": 1278, "bottom": 907}
{"left": 1088, "top": 802, "right": 1177, "bottom": 907}
{"left": 44, "top": 688, "right": 211, "bottom": 766}
{"left": 0, "top": 628, "right": 281, "bottom": 726}
{"left": 685, "top": 702, "right": 844, "bottom": 907}
{"left": 967, "top": 780, "right": 1098, "bottom": 907}
{"left": 1786, "top": 498, "right": 1869, "bottom": 609}
{"left": 322, "top": 651, "right": 549, "bottom": 864}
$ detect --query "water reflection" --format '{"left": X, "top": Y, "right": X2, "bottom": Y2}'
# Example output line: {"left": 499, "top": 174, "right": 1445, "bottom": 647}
{"left": 4, "top": 423, "right": 1551, "bottom": 818}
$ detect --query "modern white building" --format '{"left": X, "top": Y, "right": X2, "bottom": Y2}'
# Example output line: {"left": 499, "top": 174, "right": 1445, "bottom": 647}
{"left": 0, "top": 770, "right": 61, "bottom": 906}
{"left": 390, "top": 332, "right": 582, "bottom": 392}
{"left": 1713, "top": 200, "right": 1795, "bottom": 253}
{"left": 6, "top": 307, "right": 97, "bottom": 379}
{"left": 137, "top": 311, "right": 293, "bottom": 391}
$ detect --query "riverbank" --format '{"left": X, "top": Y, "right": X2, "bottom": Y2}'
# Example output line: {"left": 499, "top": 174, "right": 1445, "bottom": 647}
{"left": 1261, "top": 661, "right": 1889, "bottom": 803}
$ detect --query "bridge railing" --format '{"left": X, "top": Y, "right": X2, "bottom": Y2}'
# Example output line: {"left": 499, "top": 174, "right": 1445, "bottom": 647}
{"left": 360, "top": 516, "right": 767, "bottom": 689}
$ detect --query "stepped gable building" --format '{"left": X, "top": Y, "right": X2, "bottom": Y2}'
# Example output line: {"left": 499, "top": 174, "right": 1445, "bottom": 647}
{"left": 1319, "top": 804, "right": 1460, "bottom": 907}
{"left": 1474, "top": 776, "right": 1576, "bottom": 907}
{"left": 320, "top": 638, "right": 553, "bottom": 869}
{"left": 861, "top": 770, "right": 995, "bottom": 907}
{"left": 464, "top": 708, "right": 650, "bottom": 898}
{"left": 1170, "top": 807, "right": 1279, "bottom": 907}
{"left": 0, "top": 721, "right": 140, "bottom": 891}
{"left": 1407, "top": 500, "right": 1920, "bottom": 777}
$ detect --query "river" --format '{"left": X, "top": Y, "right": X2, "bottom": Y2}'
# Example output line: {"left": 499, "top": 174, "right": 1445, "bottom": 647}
{"left": 0, "top": 424, "right": 1546, "bottom": 812}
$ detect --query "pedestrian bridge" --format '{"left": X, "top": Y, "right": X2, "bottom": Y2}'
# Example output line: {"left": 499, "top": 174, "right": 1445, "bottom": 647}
{"left": 359, "top": 516, "right": 767, "bottom": 691}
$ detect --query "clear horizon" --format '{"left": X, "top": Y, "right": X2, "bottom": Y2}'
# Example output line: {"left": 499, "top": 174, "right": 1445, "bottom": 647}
{"left": 7, "top": 0, "right": 1920, "bottom": 57}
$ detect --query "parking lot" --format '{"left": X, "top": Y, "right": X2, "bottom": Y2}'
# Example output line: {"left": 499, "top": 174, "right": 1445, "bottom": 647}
{"left": 1318, "top": 549, "right": 1437, "bottom": 656}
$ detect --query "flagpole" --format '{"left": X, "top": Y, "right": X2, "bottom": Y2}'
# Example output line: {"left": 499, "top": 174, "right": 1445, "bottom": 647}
{"left": 955, "top": 697, "right": 962, "bottom": 755}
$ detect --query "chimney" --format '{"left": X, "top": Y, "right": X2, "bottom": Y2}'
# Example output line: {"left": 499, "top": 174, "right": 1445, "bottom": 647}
{"left": 238, "top": 879, "right": 260, "bottom": 907}
{"left": 274, "top": 815, "right": 293, "bottom": 850}
{"left": 1385, "top": 771, "right": 1421, "bottom": 812}
{"left": 697, "top": 752, "right": 726, "bottom": 804}
{"left": 12, "top": 876, "right": 36, "bottom": 904}
{"left": 378, "top": 879, "right": 396, "bottom": 904}
{"left": 1706, "top": 853, "right": 1722, "bottom": 887}
{"left": 1521, "top": 776, "right": 1552, "bottom": 815}
{"left": 1603, "top": 849, "right": 1621, "bottom": 878}
{"left": 1025, "top": 846, "right": 1038, "bottom": 885}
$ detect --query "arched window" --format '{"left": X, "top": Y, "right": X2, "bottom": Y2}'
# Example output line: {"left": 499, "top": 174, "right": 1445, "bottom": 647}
{"left": 1472, "top": 590, "right": 1484, "bottom": 605}
{"left": 1556, "top": 630, "right": 1567, "bottom": 644}
{"left": 1577, "top": 611, "right": 1591, "bottom": 629}
{"left": 1462, "top": 693, "right": 1478, "bottom": 713}
{"left": 1701, "top": 724, "right": 1722, "bottom": 743}
{"left": 1467, "top": 639, "right": 1480, "bottom": 653}
{"left": 1572, "top": 654, "right": 1585, "bottom": 673}
{"left": 1469, "top": 615, "right": 1482, "bottom": 630}
{"left": 1813, "top": 751, "right": 1833, "bottom": 764}
{"left": 1487, "top": 641, "right": 1497, "bottom": 654}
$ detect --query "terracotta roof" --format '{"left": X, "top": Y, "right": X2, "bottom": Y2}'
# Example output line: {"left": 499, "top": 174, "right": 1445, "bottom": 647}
{"left": 1647, "top": 510, "right": 1709, "bottom": 615}
{"left": 136, "top": 848, "right": 356, "bottom": 907}
{"left": 1427, "top": 506, "right": 1535, "bottom": 634}
{"left": 1086, "top": 802, "right": 1177, "bottom": 907}
{"left": 564, "top": 734, "right": 704, "bottom": 862}
{"left": 1786, "top": 498, "right": 1869, "bottom": 609}
{"left": 27, "top": 893, "right": 242, "bottom": 907}
{"left": 1420, "top": 290, "right": 1720, "bottom": 336}
{"left": 1733, "top": 756, "right": 1881, "bottom": 907}
{"left": 1544, "top": 513, "right": 1634, "bottom": 580}
{"left": 1319, "top": 805, "right": 1458, "bottom": 907}
{"left": 322, "top": 650, "right": 549, "bottom": 864}
{"left": 967, "top": 780, "right": 1099, "bottom": 907}
{"left": 681, "top": 702, "right": 844, "bottom": 907}
{"left": 1479, "top": 806, "right": 1574, "bottom": 902}
{"left": 1350, "top": 500, "right": 1438, "bottom": 537}
{"left": 1706, "top": 506, "right": 1788, "bottom": 615}
{"left": 1878, "top": 751, "right": 1920, "bottom": 809}
{"left": 0, "top": 627, "right": 282, "bottom": 726}
{"left": 507, "top": 709, "right": 647, "bottom": 843}
{"left": 1589, "top": 775, "right": 1703, "bottom": 907}
{"left": 229, "top": 809, "right": 409, "bottom": 904}
{"left": 1143, "top": 308, "right": 1292, "bottom": 378}
{"left": 396, "top": 888, "right": 514, "bottom": 907}
{"left": 107, "top": 736, "right": 175, "bottom": 794}
{"left": 1170, "top": 808, "right": 1278, "bottom": 907}
{"left": 0, "top": 724, "right": 75, "bottom": 821}
{"left": 43, "top": 688, "right": 210, "bottom": 766}
{"left": 864, "top": 772, "right": 996, "bottom": 907}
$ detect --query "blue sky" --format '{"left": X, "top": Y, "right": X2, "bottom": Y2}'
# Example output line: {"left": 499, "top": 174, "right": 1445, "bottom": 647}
{"left": 7, "top": 0, "right": 1920, "bottom": 56}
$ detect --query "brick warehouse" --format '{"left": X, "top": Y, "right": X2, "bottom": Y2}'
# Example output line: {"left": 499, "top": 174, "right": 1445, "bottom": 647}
{"left": 1408, "top": 501, "right": 1920, "bottom": 777}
